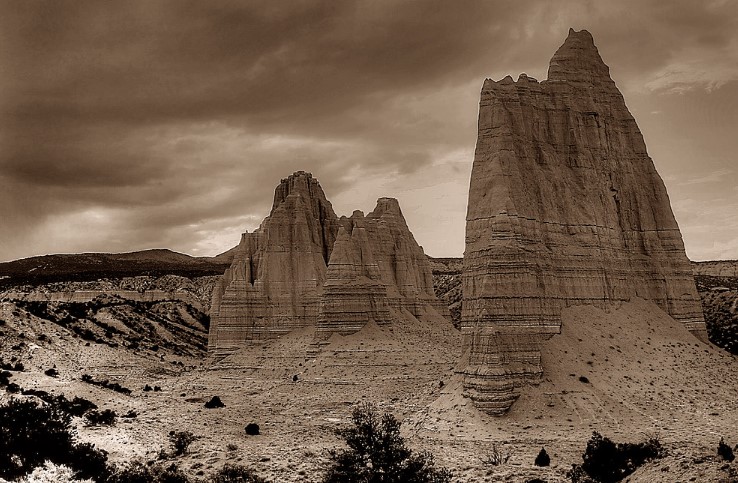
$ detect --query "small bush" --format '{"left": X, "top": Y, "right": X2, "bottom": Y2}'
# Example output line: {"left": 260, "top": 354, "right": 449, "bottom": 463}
{"left": 568, "top": 432, "right": 663, "bottom": 483}
{"left": 205, "top": 396, "right": 225, "bottom": 409}
{"left": 85, "top": 409, "right": 117, "bottom": 426}
{"left": 245, "top": 423, "right": 260, "bottom": 436}
{"left": 534, "top": 447, "right": 550, "bottom": 467}
{"left": 323, "top": 402, "right": 452, "bottom": 483}
{"left": 0, "top": 370, "right": 12, "bottom": 386}
{"left": 718, "top": 438, "right": 735, "bottom": 462}
{"left": 211, "top": 463, "right": 267, "bottom": 483}
{"left": 481, "top": 444, "right": 511, "bottom": 466}
{"left": 169, "top": 431, "right": 197, "bottom": 456}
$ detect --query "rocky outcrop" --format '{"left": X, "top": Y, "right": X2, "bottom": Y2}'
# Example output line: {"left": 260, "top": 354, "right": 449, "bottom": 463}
{"left": 462, "top": 29, "right": 706, "bottom": 414}
{"left": 693, "top": 260, "right": 738, "bottom": 278}
{"left": 209, "top": 172, "right": 448, "bottom": 355}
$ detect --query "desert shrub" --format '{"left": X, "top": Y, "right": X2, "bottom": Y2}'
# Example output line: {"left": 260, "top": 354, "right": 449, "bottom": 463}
{"left": 109, "top": 460, "right": 190, "bottom": 483}
{"left": 205, "top": 396, "right": 225, "bottom": 408}
{"left": 85, "top": 409, "right": 117, "bottom": 426}
{"left": 481, "top": 444, "right": 511, "bottom": 466}
{"left": 534, "top": 447, "right": 550, "bottom": 467}
{"left": 80, "top": 374, "right": 132, "bottom": 395}
{"left": 0, "top": 398, "right": 109, "bottom": 481}
{"left": 169, "top": 430, "right": 197, "bottom": 456}
{"left": 211, "top": 463, "right": 267, "bottom": 483}
{"left": 718, "top": 438, "right": 735, "bottom": 462}
{"left": 66, "top": 396, "right": 97, "bottom": 417}
{"left": 568, "top": 432, "right": 663, "bottom": 483}
{"left": 67, "top": 443, "right": 111, "bottom": 481}
{"left": 16, "top": 390, "right": 96, "bottom": 418}
{"left": 323, "top": 402, "right": 452, "bottom": 483}
{"left": 144, "top": 384, "right": 153, "bottom": 391}
{"left": 0, "top": 370, "right": 11, "bottom": 386}
{"left": 21, "top": 388, "right": 50, "bottom": 399}
{"left": 245, "top": 423, "right": 260, "bottom": 436}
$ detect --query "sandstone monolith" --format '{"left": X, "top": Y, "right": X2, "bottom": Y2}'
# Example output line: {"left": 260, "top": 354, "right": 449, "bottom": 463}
{"left": 209, "top": 172, "right": 449, "bottom": 355}
{"left": 208, "top": 172, "right": 340, "bottom": 353}
{"left": 462, "top": 29, "right": 706, "bottom": 414}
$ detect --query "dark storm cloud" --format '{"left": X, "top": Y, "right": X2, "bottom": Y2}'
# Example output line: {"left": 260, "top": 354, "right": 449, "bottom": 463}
{"left": 1, "top": 0, "right": 737, "bottom": 260}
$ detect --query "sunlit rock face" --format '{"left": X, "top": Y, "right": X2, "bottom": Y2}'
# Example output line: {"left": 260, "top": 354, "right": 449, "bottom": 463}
{"left": 208, "top": 172, "right": 339, "bottom": 353}
{"left": 209, "top": 172, "right": 449, "bottom": 355}
{"left": 462, "top": 29, "right": 706, "bottom": 415}
{"left": 315, "top": 200, "right": 448, "bottom": 342}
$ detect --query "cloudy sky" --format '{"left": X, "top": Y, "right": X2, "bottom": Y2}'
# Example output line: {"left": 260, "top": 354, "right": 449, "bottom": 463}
{"left": 1, "top": 0, "right": 737, "bottom": 262}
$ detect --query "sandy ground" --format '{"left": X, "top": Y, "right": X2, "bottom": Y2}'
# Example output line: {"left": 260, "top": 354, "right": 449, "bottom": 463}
{"left": 2, "top": 300, "right": 738, "bottom": 482}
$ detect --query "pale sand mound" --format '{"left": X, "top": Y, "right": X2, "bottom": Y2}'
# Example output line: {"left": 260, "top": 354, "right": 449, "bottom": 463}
{"left": 509, "top": 298, "right": 738, "bottom": 444}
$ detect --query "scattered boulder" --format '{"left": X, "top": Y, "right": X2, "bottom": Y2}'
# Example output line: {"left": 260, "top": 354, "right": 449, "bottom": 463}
{"left": 204, "top": 396, "right": 225, "bottom": 409}
{"left": 245, "top": 423, "right": 260, "bottom": 436}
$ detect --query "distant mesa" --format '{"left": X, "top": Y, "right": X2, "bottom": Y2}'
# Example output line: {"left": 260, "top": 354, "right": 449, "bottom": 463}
{"left": 208, "top": 171, "right": 449, "bottom": 355}
{"left": 461, "top": 29, "right": 706, "bottom": 415}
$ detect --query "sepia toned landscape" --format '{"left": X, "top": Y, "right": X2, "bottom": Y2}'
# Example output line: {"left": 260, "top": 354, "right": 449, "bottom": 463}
{"left": 2, "top": 3, "right": 738, "bottom": 483}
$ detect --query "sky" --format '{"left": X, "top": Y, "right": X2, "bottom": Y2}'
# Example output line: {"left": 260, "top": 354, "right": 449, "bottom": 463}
{"left": 1, "top": 0, "right": 737, "bottom": 262}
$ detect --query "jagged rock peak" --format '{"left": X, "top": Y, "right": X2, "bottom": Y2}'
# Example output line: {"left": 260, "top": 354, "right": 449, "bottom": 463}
{"left": 462, "top": 28, "right": 705, "bottom": 415}
{"left": 547, "top": 28, "right": 612, "bottom": 84}
{"left": 272, "top": 171, "right": 330, "bottom": 210}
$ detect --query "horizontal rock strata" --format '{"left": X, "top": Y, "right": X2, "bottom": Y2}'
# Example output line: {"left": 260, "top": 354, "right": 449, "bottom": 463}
{"left": 462, "top": 29, "right": 706, "bottom": 414}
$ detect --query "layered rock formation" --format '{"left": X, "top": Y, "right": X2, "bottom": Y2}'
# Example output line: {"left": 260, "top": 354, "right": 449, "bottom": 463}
{"left": 462, "top": 29, "right": 706, "bottom": 414}
{"left": 315, "top": 200, "right": 446, "bottom": 341}
{"left": 209, "top": 172, "right": 447, "bottom": 355}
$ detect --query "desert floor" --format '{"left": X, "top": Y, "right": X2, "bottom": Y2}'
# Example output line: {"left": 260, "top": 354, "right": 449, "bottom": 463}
{"left": 2, "top": 299, "right": 738, "bottom": 482}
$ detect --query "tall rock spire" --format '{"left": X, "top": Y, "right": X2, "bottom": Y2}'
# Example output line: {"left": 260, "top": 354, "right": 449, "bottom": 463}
{"left": 461, "top": 29, "right": 706, "bottom": 415}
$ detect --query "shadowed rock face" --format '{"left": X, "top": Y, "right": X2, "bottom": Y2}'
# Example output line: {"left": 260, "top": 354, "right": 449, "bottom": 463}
{"left": 462, "top": 29, "right": 706, "bottom": 415}
{"left": 209, "top": 172, "right": 448, "bottom": 355}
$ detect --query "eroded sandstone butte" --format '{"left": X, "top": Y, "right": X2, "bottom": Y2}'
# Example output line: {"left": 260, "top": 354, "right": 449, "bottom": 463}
{"left": 209, "top": 171, "right": 448, "bottom": 355}
{"left": 462, "top": 29, "right": 706, "bottom": 415}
